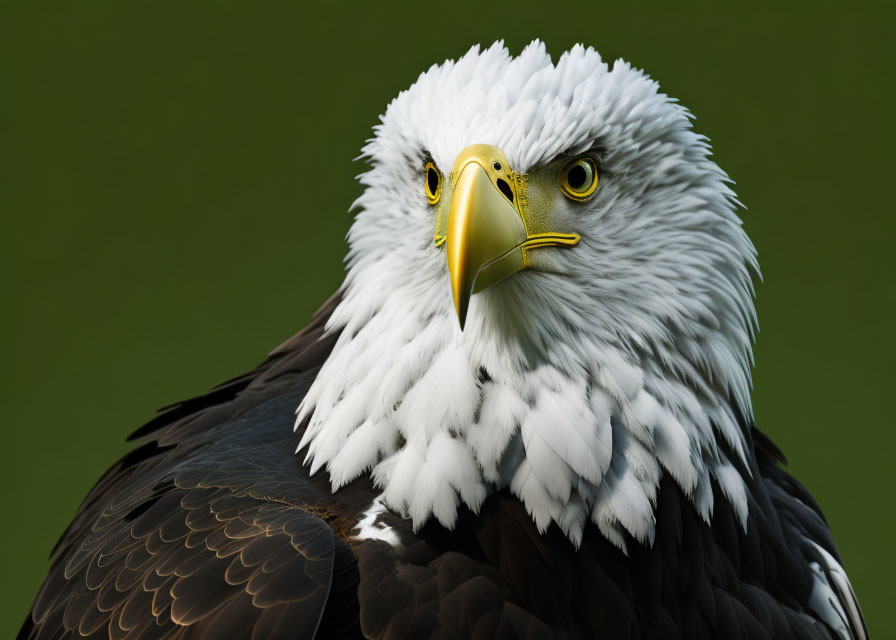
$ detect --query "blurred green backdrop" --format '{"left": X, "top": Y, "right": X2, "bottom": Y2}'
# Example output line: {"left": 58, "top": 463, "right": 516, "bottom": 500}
{"left": 2, "top": 1, "right": 892, "bottom": 636}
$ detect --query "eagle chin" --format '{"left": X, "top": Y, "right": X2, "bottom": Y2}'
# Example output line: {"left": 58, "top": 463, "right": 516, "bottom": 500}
{"left": 21, "top": 41, "right": 867, "bottom": 640}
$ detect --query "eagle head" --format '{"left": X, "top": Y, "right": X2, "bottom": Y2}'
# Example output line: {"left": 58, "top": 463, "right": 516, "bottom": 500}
{"left": 297, "top": 41, "right": 758, "bottom": 549}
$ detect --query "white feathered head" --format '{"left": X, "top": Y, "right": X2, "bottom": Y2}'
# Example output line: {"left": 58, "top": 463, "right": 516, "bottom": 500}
{"left": 297, "top": 41, "right": 758, "bottom": 549}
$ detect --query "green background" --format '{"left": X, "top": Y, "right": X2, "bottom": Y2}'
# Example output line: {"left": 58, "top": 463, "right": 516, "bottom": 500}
{"left": 2, "top": 2, "right": 892, "bottom": 636}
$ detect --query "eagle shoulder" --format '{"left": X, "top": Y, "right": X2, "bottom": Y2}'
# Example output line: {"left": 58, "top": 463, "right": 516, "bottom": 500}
{"left": 19, "top": 294, "right": 368, "bottom": 640}
{"left": 21, "top": 484, "right": 352, "bottom": 640}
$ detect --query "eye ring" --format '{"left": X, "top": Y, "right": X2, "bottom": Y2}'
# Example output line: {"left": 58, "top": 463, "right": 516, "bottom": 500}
{"left": 559, "top": 157, "right": 599, "bottom": 201}
{"left": 424, "top": 161, "right": 442, "bottom": 205}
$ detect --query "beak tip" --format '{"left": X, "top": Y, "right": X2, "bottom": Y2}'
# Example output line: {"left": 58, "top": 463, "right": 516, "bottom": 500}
{"left": 454, "top": 301, "right": 468, "bottom": 331}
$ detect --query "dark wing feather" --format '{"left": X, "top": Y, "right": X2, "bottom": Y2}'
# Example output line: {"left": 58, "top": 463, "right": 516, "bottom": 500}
{"left": 24, "top": 484, "right": 337, "bottom": 640}
{"left": 19, "top": 294, "right": 364, "bottom": 640}
{"left": 754, "top": 427, "right": 869, "bottom": 640}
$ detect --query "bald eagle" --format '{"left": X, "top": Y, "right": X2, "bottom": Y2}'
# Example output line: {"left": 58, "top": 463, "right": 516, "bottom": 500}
{"left": 20, "top": 42, "right": 867, "bottom": 640}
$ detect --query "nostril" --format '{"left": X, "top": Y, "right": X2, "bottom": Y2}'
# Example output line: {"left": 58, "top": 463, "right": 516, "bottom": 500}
{"left": 496, "top": 178, "right": 514, "bottom": 203}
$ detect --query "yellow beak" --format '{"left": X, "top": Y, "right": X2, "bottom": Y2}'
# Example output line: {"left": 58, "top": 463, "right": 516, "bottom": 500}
{"left": 444, "top": 145, "right": 579, "bottom": 329}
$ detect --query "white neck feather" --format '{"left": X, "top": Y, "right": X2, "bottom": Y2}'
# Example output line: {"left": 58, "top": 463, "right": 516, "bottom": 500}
{"left": 297, "top": 273, "right": 751, "bottom": 550}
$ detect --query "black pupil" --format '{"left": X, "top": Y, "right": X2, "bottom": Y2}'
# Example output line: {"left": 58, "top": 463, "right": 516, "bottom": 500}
{"left": 427, "top": 167, "right": 439, "bottom": 196}
{"left": 567, "top": 163, "right": 588, "bottom": 190}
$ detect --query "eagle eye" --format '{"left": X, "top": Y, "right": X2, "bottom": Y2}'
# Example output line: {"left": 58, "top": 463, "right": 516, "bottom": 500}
{"left": 560, "top": 157, "right": 598, "bottom": 201}
{"left": 424, "top": 161, "right": 442, "bottom": 205}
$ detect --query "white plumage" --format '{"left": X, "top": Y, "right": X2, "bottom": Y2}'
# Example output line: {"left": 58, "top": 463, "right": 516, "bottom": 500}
{"left": 297, "top": 40, "right": 757, "bottom": 547}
